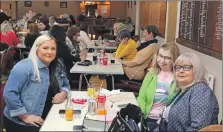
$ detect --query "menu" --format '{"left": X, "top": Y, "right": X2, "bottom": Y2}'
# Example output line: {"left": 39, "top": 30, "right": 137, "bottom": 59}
{"left": 178, "top": 1, "right": 222, "bottom": 54}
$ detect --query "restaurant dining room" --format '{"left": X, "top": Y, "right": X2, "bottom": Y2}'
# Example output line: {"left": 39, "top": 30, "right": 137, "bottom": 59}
{"left": 0, "top": 1, "right": 222, "bottom": 132}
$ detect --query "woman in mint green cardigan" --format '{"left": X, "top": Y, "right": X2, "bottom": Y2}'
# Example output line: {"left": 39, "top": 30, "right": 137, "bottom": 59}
{"left": 137, "top": 42, "right": 180, "bottom": 131}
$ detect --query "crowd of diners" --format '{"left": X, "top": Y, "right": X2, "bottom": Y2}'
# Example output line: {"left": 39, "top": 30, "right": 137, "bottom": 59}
{"left": 0, "top": 11, "right": 220, "bottom": 132}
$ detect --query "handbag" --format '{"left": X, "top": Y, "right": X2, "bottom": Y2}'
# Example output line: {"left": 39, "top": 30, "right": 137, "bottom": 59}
{"left": 108, "top": 103, "right": 148, "bottom": 132}
{"left": 158, "top": 117, "right": 168, "bottom": 132}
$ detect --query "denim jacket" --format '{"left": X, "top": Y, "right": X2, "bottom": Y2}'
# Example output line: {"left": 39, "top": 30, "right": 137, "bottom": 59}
{"left": 3, "top": 58, "right": 70, "bottom": 126}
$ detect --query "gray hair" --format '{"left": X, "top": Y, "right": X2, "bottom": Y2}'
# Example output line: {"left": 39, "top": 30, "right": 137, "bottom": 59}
{"left": 174, "top": 53, "right": 206, "bottom": 89}
{"left": 28, "top": 35, "right": 54, "bottom": 82}
{"left": 119, "top": 29, "right": 131, "bottom": 40}
{"left": 113, "top": 23, "right": 126, "bottom": 36}
{"left": 1, "top": 20, "right": 14, "bottom": 35}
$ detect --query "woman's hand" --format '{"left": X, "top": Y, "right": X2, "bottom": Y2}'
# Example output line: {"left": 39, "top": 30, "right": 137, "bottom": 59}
{"left": 52, "top": 91, "right": 67, "bottom": 104}
{"left": 22, "top": 115, "right": 44, "bottom": 127}
{"left": 80, "top": 51, "right": 87, "bottom": 62}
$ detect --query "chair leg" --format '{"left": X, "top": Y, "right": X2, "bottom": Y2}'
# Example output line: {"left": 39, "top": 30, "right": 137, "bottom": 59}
{"left": 111, "top": 75, "right": 114, "bottom": 90}
{"left": 78, "top": 74, "right": 83, "bottom": 91}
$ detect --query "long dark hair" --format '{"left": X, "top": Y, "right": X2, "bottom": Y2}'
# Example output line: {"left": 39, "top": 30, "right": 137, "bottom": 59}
{"left": 48, "top": 57, "right": 59, "bottom": 94}
{"left": 50, "top": 25, "right": 66, "bottom": 41}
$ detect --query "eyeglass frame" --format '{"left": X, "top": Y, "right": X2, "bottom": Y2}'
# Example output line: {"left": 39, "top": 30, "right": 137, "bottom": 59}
{"left": 174, "top": 65, "right": 193, "bottom": 71}
{"left": 157, "top": 53, "right": 172, "bottom": 61}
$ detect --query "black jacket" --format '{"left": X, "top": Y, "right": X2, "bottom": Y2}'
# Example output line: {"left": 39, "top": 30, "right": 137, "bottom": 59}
{"left": 56, "top": 40, "right": 81, "bottom": 73}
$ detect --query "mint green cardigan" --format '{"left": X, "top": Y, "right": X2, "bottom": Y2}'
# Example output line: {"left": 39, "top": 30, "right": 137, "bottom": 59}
{"left": 137, "top": 69, "right": 176, "bottom": 119}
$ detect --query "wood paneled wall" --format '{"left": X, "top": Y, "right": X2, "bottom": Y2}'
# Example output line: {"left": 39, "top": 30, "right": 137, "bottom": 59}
{"left": 140, "top": 2, "right": 167, "bottom": 37}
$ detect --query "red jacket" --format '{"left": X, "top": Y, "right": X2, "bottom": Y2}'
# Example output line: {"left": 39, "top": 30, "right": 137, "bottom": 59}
{"left": 0, "top": 31, "right": 19, "bottom": 47}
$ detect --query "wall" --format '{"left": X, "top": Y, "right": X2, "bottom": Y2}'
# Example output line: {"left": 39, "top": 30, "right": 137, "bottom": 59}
{"left": 110, "top": 1, "right": 127, "bottom": 18}
{"left": 17, "top": 1, "right": 80, "bottom": 19}
{"left": 1, "top": 1, "right": 127, "bottom": 19}
{"left": 176, "top": 1, "right": 222, "bottom": 121}
{"left": 1, "top": 1, "right": 16, "bottom": 20}
{"left": 140, "top": 1, "right": 167, "bottom": 37}
{"left": 126, "top": 1, "right": 136, "bottom": 24}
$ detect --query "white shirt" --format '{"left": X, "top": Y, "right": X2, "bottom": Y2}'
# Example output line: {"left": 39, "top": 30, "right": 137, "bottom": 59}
{"left": 77, "top": 30, "right": 94, "bottom": 50}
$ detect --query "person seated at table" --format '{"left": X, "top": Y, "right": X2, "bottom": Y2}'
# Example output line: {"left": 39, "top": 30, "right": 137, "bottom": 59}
{"left": 119, "top": 30, "right": 159, "bottom": 81}
{"left": 160, "top": 53, "right": 219, "bottom": 131}
{"left": 66, "top": 25, "right": 85, "bottom": 55}
{"left": 69, "top": 14, "right": 76, "bottom": 26}
{"left": 76, "top": 14, "right": 86, "bottom": 27}
{"left": 77, "top": 22, "right": 94, "bottom": 51}
{"left": 115, "top": 29, "right": 138, "bottom": 61}
{"left": 124, "top": 16, "right": 134, "bottom": 36}
{"left": 137, "top": 42, "right": 180, "bottom": 131}
{"left": 49, "top": 15, "right": 58, "bottom": 27}
{"left": 137, "top": 25, "right": 159, "bottom": 51}
{"left": 95, "top": 15, "right": 105, "bottom": 25}
{"left": 50, "top": 25, "right": 86, "bottom": 79}
{"left": 24, "top": 23, "right": 41, "bottom": 49}
{"left": 3, "top": 35, "right": 70, "bottom": 132}
{"left": 113, "top": 22, "right": 126, "bottom": 47}
{"left": 0, "top": 20, "right": 19, "bottom": 47}
{"left": 0, "top": 12, "right": 9, "bottom": 24}
{"left": 37, "top": 15, "right": 50, "bottom": 31}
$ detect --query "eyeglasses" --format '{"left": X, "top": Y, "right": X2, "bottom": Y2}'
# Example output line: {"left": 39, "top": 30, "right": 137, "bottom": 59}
{"left": 157, "top": 54, "right": 171, "bottom": 61}
{"left": 174, "top": 65, "right": 193, "bottom": 71}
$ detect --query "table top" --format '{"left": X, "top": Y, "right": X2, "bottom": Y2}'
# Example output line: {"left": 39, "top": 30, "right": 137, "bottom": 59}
{"left": 90, "top": 40, "right": 117, "bottom": 50}
{"left": 40, "top": 91, "right": 137, "bottom": 131}
{"left": 70, "top": 53, "right": 124, "bottom": 75}
{"left": 16, "top": 31, "right": 28, "bottom": 34}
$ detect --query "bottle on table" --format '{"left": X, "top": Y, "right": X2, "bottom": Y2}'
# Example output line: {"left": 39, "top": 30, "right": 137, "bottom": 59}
{"left": 93, "top": 48, "right": 97, "bottom": 64}
{"left": 65, "top": 94, "right": 74, "bottom": 121}
{"left": 97, "top": 92, "right": 107, "bottom": 115}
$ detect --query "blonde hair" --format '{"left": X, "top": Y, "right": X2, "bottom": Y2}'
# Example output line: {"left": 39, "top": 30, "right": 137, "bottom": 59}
{"left": 151, "top": 42, "right": 180, "bottom": 74}
{"left": 28, "top": 35, "right": 54, "bottom": 82}
{"left": 174, "top": 53, "right": 206, "bottom": 89}
{"left": 1, "top": 20, "right": 14, "bottom": 35}
{"left": 49, "top": 16, "right": 56, "bottom": 27}
{"left": 113, "top": 23, "right": 126, "bottom": 35}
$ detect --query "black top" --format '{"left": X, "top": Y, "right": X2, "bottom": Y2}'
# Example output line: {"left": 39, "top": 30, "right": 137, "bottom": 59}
{"left": 41, "top": 63, "right": 60, "bottom": 120}
{"left": 24, "top": 33, "right": 41, "bottom": 49}
{"left": 137, "top": 39, "right": 158, "bottom": 51}
{"left": 56, "top": 40, "right": 81, "bottom": 76}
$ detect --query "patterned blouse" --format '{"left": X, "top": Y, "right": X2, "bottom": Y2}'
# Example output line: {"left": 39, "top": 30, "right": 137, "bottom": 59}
{"left": 167, "top": 82, "right": 219, "bottom": 131}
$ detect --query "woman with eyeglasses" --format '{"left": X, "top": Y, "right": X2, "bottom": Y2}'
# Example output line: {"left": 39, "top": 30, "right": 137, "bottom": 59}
{"left": 137, "top": 42, "right": 180, "bottom": 131}
{"left": 3, "top": 35, "right": 70, "bottom": 132}
{"left": 160, "top": 53, "right": 219, "bottom": 131}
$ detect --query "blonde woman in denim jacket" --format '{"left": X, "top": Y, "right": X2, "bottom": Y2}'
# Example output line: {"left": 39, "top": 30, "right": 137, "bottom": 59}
{"left": 3, "top": 35, "right": 70, "bottom": 132}
{"left": 137, "top": 42, "right": 180, "bottom": 131}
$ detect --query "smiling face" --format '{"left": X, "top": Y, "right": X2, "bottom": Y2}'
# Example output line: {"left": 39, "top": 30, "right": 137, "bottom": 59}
{"left": 143, "top": 29, "right": 153, "bottom": 41}
{"left": 37, "top": 39, "right": 56, "bottom": 66}
{"left": 157, "top": 48, "right": 173, "bottom": 72}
